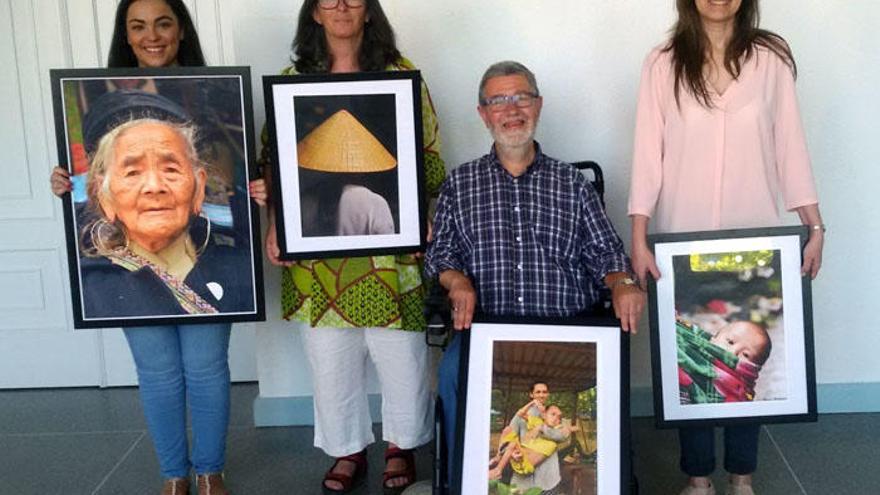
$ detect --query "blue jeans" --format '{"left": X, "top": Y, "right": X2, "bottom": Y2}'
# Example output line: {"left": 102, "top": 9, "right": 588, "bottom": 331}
{"left": 679, "top": 424, "right": 760, "bottom": 476}
{"left": 124, "top": 323, "right": 231, "bottom": 479}
{"left": 438, "top": 332, "right": 463, "bottom": 485}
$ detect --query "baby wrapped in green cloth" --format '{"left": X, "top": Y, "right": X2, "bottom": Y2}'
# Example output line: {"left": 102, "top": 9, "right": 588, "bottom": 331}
{"left": 677, "top": 319, "right": 772, "bottom": 404}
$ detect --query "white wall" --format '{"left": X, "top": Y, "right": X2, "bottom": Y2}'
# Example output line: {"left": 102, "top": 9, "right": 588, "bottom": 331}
{"left": 235, "top": 0, "right": 880, "bottom": 405}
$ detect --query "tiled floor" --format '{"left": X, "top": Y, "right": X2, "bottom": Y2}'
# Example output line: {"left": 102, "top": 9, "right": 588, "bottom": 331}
{"left": 2, "top": 384, "right": 878, "bottom": 494}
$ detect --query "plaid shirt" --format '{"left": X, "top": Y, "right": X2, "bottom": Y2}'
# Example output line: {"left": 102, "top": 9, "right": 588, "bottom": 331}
{"left": 425, "top": 144, "right": 630, "bottom": 317}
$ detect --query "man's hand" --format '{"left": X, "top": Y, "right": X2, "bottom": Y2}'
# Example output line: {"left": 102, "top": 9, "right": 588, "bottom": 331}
{"left": 439, "top": 270, "right": 477, "bottom": 330}
{"left": 605, "top": 272, "right": 645, "bottom": 334}
{"left": 612, "top": 284, "right": 645, "bottom": 333}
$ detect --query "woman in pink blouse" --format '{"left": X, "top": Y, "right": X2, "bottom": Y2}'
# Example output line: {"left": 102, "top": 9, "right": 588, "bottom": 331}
{"left": 628, "top": 1, "right": 824, "bottom": 494}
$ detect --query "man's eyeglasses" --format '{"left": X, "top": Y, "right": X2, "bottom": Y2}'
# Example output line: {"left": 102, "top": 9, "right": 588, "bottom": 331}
{"left": 317, "top": 0, "right": 365, "bottom": 9}
{"left": 480, "top": 92, "right": 540, "bottom": 111}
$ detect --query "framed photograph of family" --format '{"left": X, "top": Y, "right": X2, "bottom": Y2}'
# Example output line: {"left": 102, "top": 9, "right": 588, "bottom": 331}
{"left": 262, "top": 71, "right": 426, "bottom": 260}
{"left": 647, "top": 226, "right": 817, "bottom": 427}
{"left": 50, "top": 67, "right": 265, "bottom": 329}
{"left": 454, "top": 315, "right": 630, "bottom": 495}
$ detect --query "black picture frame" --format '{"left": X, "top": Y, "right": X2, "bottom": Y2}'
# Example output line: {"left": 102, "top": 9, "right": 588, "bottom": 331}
{"left": 263, "top": 70, "right": 426, "bottom": 260}
{"left": 454, "top": 314, "right": 630, "bottom": 495}
{"left": 50, "top": 66, "right": 265, "bottom": 329}
{"left": 647, "top": 226, "right": 817, "bottom": 428}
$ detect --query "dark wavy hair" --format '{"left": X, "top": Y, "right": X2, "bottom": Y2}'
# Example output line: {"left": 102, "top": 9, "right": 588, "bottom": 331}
{"left": 292, "top": 0, "right": 400, "bottom": 74}
{"left": 666, "top": 0, "right": 795, "bottom": 107}
{"left": 107, "top": 0, "right": 206, "bottom": 68}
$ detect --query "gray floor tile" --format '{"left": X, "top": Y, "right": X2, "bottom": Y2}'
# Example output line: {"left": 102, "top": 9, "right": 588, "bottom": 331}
{"left": 0, "top": 383, "right": 257, "bottom": 436}
{"left": 223, "top": 424, "right": 433, "bottom": 495}
{"left": 631, "top": 419, "right": 804, "bottom": 495}
{"left": 0, "top": 431, "right": 143, "bottom": 494}
{"left": 766, "top": 414, "right": 880, "bottom": 495}
{"left": 3, "top": 385, "right": 876, "bottom": 494}
{"left": 229, "top": 383, "right": 259, "bottom": 428}
{"left": 93, "top": 429, "right": 161, "bottom": 494}
{"left": 96, "top": 424, "right": 433, "bottom": 494}
{"left": 0, "top": 387, "right": 145, "bottom": 434}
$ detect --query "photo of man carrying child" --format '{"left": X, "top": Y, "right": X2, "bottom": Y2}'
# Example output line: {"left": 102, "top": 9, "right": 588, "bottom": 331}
{"left": 488, "top": 341, "right": 600, "bottom": 495}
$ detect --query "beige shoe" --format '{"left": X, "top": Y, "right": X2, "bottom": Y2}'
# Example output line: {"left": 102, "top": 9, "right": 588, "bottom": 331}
{"left": 161, "top": 477, "right": 190, "bottom": 495}
{"left": 196, "top": 473, "right": 229, "bottom": 495}
{"left": 726, "top": 484, "right": 755, "bottom": 495}
{"left": 679, "top": 481, "right": 716, "bottom": 495}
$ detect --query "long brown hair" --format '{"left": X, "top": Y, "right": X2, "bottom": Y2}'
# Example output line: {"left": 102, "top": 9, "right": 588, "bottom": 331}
{"left": 107, "top": 0, "right": 205, "bottom": 68}
{"left": 292, "top": 0, "right": 400, "bottom": 74}
{"left": 666, "top": 0, "right": 796, "bottom": 107}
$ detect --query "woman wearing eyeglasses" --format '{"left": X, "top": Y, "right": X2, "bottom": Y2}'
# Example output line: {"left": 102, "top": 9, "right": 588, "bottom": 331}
{"left": 628, "top": 1, "right": 823, "bottom": 494}
{"left": 260, "top": 0, "right": 446, "bottom": 493}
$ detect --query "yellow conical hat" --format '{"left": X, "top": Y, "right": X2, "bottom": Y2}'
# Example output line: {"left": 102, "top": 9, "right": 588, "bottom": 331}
{"left": 297, "top": 109, "right": 397, "bottom": 173}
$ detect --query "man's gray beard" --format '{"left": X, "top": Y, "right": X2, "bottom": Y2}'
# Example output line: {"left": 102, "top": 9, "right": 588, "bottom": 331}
{"left": 490, "top": 126, "right": 535, "bottom": 150}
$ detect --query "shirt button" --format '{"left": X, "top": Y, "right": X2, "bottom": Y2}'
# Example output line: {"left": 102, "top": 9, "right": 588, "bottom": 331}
{"left": 517, "top": 296, "right": 524, "bottom": 303}
{"left": 516, "top": 236, "right": 521, "bottom": 242}
{"left": 517, "top": 264, "right": 523, "bottom": 270}
{"left": 514, "top": 206, "right": 520, "bottom": 212}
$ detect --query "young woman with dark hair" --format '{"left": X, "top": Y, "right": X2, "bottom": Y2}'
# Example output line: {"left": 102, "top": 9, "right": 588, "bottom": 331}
{"left": 628, "top": 1, "right": 824, "bottom": 494}
{"left": 49, "top": 2, "right": 267, "bottom": 493}
{"left": 106, "top": 0, "right": 206, "bottom": 68}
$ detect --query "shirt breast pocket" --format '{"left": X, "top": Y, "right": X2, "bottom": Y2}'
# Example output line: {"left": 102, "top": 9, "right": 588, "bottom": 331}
{"left": 531, "top": 205, "right": 577, "bottom": 260}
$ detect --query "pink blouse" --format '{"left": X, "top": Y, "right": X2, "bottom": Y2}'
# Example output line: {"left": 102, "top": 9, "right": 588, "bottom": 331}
{"left": 628, "top": 45, "right": 818, "bottom": 233}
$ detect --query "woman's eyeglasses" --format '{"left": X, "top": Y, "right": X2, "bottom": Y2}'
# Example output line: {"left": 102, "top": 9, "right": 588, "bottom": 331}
{"left": 317, "top": 0, "right": 366, "bottom": 9}
{"left": 480, "top": 92, "right": 540, "bottom": 111}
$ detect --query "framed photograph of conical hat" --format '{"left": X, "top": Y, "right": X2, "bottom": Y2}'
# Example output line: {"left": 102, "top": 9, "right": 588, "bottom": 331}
{"left": 263, "top": 71, "right": 426, "bottom": 260}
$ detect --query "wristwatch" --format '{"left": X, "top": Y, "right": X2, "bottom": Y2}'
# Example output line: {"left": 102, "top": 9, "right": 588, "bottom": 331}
{"left": 611, "top": 277, "right": 637, "bottom": 290}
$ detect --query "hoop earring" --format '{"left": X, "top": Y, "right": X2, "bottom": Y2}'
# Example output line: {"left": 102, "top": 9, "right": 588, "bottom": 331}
{"left": 195, "top": 213, "right": 212, "bottom": 257}
{"left": 90, "top": 218, "right": 129, "bottom": 254}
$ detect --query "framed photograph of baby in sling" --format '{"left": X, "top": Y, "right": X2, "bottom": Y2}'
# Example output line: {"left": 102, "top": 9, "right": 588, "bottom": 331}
{"left": 454, "top": 315, "right": 631, "bottom": 495}
{"left": 647, "top": 226, "right": 817, "bottom": 427}
{"left": 50, "top": 67, "right": 265, "bottom": 329}
{"left": 262, "top": 71, "right": 426, "bottom": 260}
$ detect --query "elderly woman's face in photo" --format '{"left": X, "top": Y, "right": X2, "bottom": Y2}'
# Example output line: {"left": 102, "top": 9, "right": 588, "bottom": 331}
{"left": 99, "top": 121, "right": 205, "bottom": 252}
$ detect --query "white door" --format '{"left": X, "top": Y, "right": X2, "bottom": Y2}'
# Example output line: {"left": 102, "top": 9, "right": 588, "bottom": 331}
{"left": 0, "top": 0, "right": 256, "bottom": 389}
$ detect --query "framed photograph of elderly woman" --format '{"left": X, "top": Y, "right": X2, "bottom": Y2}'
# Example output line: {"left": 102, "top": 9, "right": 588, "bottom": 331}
{"left": 647, "top": 226, "right": 817, "bottom": 428}
{"left": 263, "top": 71, "right": 426, "bottom": 260}
{"left": 454, "top": 315, "right": 630, "bottom": 495}
{"left": 50, "top": 67, "right": 265, "bottom": 329}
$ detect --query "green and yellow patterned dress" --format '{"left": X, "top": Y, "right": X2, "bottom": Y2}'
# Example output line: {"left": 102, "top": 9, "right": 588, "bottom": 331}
{"left": 260, "top": 57, "right": 445, "bottom": 331}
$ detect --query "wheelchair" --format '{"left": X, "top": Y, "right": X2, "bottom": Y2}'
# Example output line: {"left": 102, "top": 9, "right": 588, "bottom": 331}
{"left": 423, "top": 161, "right": 638, "bottom": 494}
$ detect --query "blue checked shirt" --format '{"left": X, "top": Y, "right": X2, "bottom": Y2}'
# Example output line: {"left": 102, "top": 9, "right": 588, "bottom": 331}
{"left": 425, "top": 144, "right": 631, "bottom": 317}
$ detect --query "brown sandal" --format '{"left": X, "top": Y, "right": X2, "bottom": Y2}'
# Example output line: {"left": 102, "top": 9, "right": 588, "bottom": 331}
{"left": 383, "top": 446, "right": 416, "bottom": 494}
{"left": 322, "top": 449, "right": 367, "bottom": 494}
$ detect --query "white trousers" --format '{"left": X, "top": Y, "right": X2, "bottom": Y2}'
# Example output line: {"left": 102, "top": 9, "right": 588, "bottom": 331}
{"left": 300, "top": 323, "right": 434, "bottom": 457}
